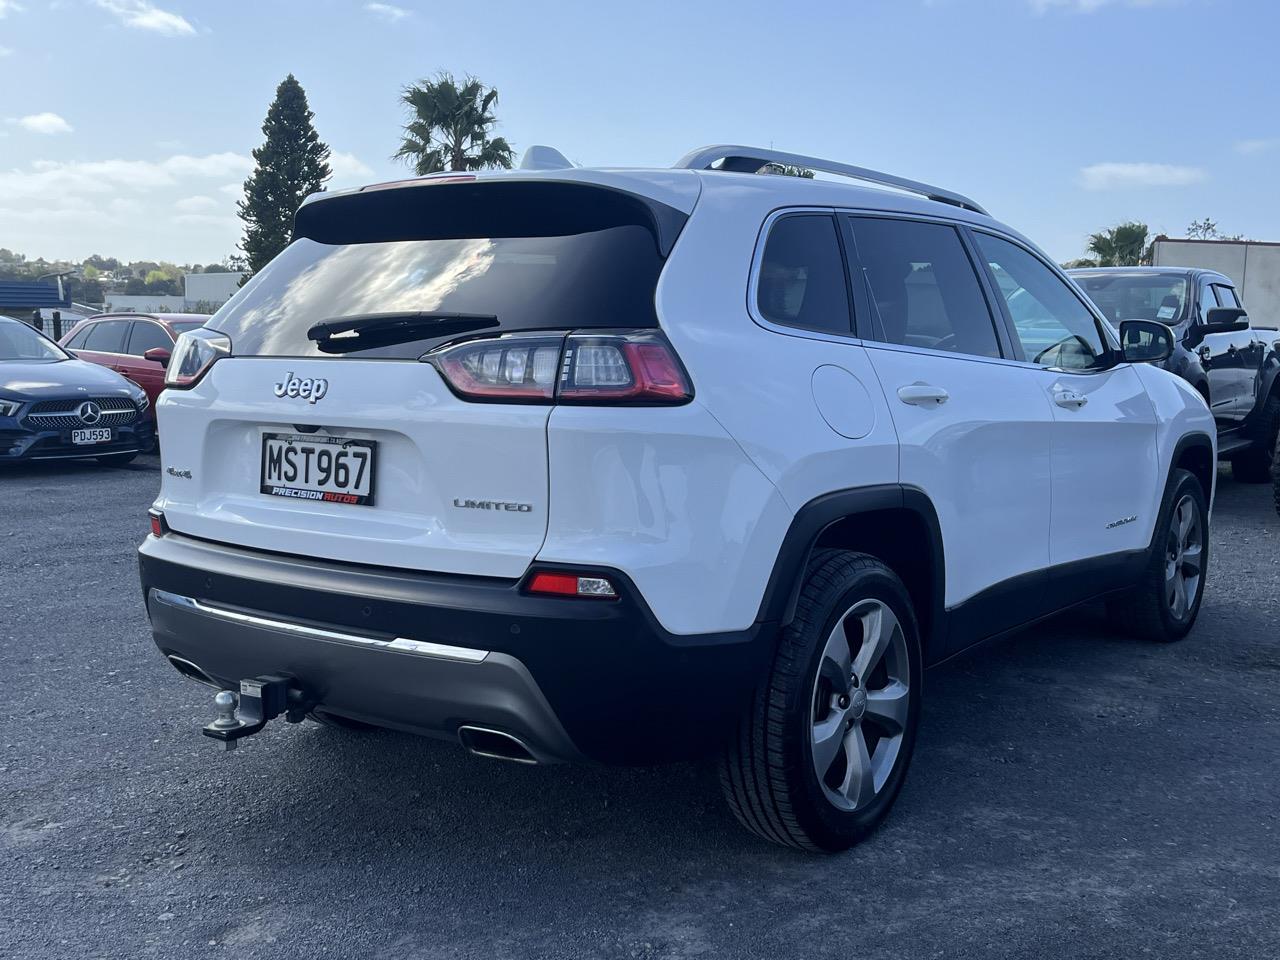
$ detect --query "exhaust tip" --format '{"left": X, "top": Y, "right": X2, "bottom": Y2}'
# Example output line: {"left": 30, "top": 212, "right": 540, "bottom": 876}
{"left": 458, "top": 725, "right": 539, "bottom": 765}
{"left": 166, "top": 654, "right": 218, "bottom": 688}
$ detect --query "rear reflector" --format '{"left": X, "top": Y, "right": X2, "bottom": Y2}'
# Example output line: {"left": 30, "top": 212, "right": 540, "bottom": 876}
{"left": 526, "top": 571, "right": 618, "bottom": 599}
{"left": 149, "top": 511, "right": 166, "bottom": 537}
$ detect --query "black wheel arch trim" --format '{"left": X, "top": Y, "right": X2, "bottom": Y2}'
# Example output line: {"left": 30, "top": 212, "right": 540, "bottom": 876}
{"left": 755, "top": 483, "right": 946, "bottom": 642}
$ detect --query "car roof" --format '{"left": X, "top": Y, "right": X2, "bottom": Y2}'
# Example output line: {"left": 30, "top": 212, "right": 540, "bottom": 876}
{"left": 84, "top": 312, "right": 209, "bottom": 326}
{"left": 1067, "top": 266, "right": 1233, "bottom": 284}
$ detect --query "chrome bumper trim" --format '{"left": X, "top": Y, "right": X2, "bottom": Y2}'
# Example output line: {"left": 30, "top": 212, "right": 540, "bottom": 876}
{"left": 151, "top": 589, "right": 489, "bottom": 663}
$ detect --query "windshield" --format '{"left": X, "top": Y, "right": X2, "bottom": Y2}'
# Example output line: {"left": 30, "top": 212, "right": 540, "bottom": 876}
{"left": 208, "top": 226, "right": 668, "bottom": 360}
{"left": 0, "top": 318, "right": 68, "bottom": 361}
{"left": 1070, "top": 274, "right": 1189, "bottom": 327}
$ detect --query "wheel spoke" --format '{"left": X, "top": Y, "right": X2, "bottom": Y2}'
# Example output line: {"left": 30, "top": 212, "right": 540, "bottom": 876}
{"left": 821, "top": 618, "right": 854, "bottom": 693}
{"left": 865, "top": 681, "right": 909, "bottom": 734}
{"left": 1170, "top": 573, "right": 1187, "bottom": 619}
{"left": 811, "top": 708, "right": 849, "bottom": 777}
{"left": 1181, "top": 543, "right": 1203, "bottom": 577}
{"left": 1177, "top": 499, "right": 1193, "bottom": 543}
{"left": 853, "top": 606, "right": 895, "bottom": 681}
{"left": 839, "top": 726, "right": 875, "bottom": 810}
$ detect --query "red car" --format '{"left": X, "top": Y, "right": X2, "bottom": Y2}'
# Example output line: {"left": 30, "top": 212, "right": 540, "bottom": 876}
{"left": 61, "top": 313, "right": 208, "bottom": 406}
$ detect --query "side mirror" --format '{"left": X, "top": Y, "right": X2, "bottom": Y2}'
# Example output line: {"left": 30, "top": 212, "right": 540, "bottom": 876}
{"left": 1201, "top": 306, "right": 1249, "bottom": 335}
{"left": 1119, "top": 319, "right": 1174, "bottom": 364}
{"left": 143, "top": 346, "right": 172, "bottom": 367}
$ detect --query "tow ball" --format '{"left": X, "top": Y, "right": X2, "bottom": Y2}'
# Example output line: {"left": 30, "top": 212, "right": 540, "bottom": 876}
{"left": 203, "top": 675, "right": 311, "bottom": 751}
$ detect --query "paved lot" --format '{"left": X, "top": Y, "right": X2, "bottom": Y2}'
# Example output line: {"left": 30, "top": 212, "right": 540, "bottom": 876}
{"left": 1, "top": 455, "right": 1278, "bottom": 959}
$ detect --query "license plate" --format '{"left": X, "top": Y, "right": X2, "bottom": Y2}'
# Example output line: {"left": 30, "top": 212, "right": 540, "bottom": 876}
{"left": 72, "top": 428, "right": 113, "bottom": 445}
{"left": 260, "top": 433, "right": 377, "bottom": 506}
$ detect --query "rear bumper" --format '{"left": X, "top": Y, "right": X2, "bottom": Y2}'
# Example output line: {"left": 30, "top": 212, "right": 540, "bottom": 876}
{"left": 138, "top": 532, "right": 774, "bottom": 764}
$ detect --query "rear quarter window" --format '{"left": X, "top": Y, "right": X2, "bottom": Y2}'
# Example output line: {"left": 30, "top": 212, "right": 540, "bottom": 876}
{"left": 755, "top": 214, "right": 852, "bottom": 335}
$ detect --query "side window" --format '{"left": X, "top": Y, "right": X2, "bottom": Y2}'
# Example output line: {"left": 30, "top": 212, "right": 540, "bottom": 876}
{"left": 1197, "top": 280, "right": 1220, "bottom": 321}
{"left": 64, "top": 327, "right": 90, "bottom": 349}
{"left": 81, "top": 320, "right": 129, "bottom": 353}
{"left": 849, "top": 216, "right": 1001, "bottom": 358}
{"left": 126, "top": 321, "right": 172, "bottom": 356}
{"left": 974, "top": 233, "right": 1107, "bottom": 370}
{"left": 756, "top": 215, "right": 852, "bottom": 334}
{"left": 1213, "top": 285, "right": 1241, "bottom": 309}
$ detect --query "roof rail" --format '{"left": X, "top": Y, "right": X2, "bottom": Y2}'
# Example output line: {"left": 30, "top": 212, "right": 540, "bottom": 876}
{"left": 674, "top": 144, "right": 988, "bottom": 216}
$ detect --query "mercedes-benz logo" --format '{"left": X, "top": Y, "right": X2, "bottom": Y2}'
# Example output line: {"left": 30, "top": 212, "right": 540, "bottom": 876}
{"left": 77, "top": 401, "right": 103, "bottom": 425}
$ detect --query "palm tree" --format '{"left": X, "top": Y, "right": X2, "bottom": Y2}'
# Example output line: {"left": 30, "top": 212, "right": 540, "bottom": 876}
{"left": 393, "top": 73, "right": 515, "bottom": 174}
{"left": 1086, "top": 222, "right": 1150, "bottom": 267}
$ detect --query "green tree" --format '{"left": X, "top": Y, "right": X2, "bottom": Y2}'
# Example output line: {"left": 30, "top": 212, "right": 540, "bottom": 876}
{"left": 393, "top": 73, "right": 515, "bottom": 174}
{"left": 1087, "top": 222, "right": 1150, "bottom": 267}
{"left": 238, "top": 74, "right": 332, "bottom": 274}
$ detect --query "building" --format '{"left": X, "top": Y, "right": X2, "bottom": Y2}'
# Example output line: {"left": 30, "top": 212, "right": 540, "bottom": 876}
{"left": 102, "top": 271, "right": 246, "bottom": 315}
{"left": 182, "top": 271, "right": 246, "bottom": 309}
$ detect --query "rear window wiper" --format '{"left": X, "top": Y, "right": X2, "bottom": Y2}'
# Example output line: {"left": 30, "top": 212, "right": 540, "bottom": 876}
{"left": 306, "top": 312, "right": 499, "bottom": 354}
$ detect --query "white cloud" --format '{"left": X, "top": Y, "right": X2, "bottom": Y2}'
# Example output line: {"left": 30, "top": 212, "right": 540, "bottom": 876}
{"left": 0, "top": 1, "right": 24, "bottom": 19}
{"left": 365, "top": 2, "right": 409, "bottom": 22}
{"left": 1079, "top": 161, "right": 1206, "bottom": 190}
{"left": 1234, "top": 137, "right": 1279, "bottom": 156}
{"left": 329, "top": 151, "right": 374, "bottom": 184}
{"left": 12, "top": 112, "right": 74, "bottom": 135}
{"left": 0, "top": 45, "right": 13, "bottom": 57}
{"left": 174, "top": 195, "right": 219, "bottom": 213}
{"left": 0, "top": 152, "right": 251, "bottom": 203}
{"left": 1030, "top": 0, "right": 1179, "bottom": 11}
{"left": 94, "top": 0, "right": 195, "bottom": 36}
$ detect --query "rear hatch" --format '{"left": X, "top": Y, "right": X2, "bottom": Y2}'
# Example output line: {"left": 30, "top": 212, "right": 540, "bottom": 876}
{"left": 155, "top": 175, "right": 694, "bottom": 578}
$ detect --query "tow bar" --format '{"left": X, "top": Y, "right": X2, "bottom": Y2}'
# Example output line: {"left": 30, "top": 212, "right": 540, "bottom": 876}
{"left": 202, "top": 675, "right": 311, "bottom": 751}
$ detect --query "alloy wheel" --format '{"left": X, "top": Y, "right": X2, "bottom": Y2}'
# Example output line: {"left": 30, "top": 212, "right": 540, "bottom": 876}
{"left": 810, "top": 598, "right": 911, "bottom": 813}
{"left": 1165, "top": 493, "right": 1203, "bottom": 620}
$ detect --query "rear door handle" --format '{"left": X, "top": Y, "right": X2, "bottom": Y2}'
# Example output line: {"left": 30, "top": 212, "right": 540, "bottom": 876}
{"left": 896, "top": 383, "right": 949, "bottom": 407}
{"left": 1053, "top": 389, "right": 1088, "bottom": 409}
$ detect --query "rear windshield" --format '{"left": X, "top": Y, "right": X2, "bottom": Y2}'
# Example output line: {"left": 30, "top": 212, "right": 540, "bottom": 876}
{"left": 1071, "top": 274, "right": 1189, "bottom": 326}
{"left": 209, "top": 186, "right": 678, "bottom": 359}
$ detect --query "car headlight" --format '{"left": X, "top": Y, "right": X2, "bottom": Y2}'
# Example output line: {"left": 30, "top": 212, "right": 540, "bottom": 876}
{"left": 0, "top": 399, "right": 20, "bottom": 417}
{"left": 166, "top": 328, "right": 232, "bottom": 389}
{"left": 133, "top": 391, "right": 150, "bottom": 412}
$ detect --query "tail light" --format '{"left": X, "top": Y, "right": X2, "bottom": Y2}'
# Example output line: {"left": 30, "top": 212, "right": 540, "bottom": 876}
{"left": 148, "top": 509, "right": 168, "bottom": 537}
{"left": 426, "top": 329, "right": 692, "bottom": 405}
{"left": 166, "top": 328, "right": 231, "bottom": 389}
{"left": 525, "top": 571, "right": 618, "bottom": 599}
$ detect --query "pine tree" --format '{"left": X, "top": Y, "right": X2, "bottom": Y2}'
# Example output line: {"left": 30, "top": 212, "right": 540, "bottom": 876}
{"left": 238, "top": 75, "right": 332, "bottom": 275}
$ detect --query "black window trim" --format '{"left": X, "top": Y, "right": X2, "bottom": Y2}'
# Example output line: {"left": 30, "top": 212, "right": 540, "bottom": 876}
{"left": 747, "top": 207, "right": 855, "bottom": 340}
{"left": 843, "top": 211, "right": 1013, "bottom": 362}
{"left": 80, "top": 318, "right": 133, "bottom": 357}
{"left": 967, "top": 226, "right": 1121, "bottom": 374}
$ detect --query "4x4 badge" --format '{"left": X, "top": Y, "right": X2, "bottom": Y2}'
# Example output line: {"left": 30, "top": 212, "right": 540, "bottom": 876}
{"left": 273, "top": 372, "right": 329, "bottom": 404}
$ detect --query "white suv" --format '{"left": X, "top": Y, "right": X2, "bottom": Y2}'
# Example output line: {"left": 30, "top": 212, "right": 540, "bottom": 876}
{"left": 139, "top": 145, "right": 1216, "bottom": 851}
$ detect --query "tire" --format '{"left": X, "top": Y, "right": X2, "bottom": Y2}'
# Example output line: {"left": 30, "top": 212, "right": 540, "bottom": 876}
{"left": 96, "top": 452, "right": 138, "bottom": 467}
{"left": 1231, "top": 394, "right": 1280, "bottom": 483}
{"left": 719, "top": 550, "right": 922, "bottom": 852}
{"left": 1271, "top": 427, "right": 1280, "bottom": 518}
{"left": 1107, "top": 468, "right": 1208, "bottom": 643}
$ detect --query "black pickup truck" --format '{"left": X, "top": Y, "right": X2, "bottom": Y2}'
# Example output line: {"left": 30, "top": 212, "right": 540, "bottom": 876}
{"left": 1069, "top": 267, "right": 1280, "bottom": 483}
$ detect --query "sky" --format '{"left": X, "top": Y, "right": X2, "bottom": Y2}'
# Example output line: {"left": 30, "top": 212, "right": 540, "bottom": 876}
{"left": 1, "top": 0, "right": 1278, "bottom": 265}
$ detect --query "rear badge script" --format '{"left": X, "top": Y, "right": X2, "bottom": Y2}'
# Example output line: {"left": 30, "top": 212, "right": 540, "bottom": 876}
{"left": 273, "top": 372, "right": 329, "bottom": 404}
{"left": 453, "top": 499, "right": 533, "bottom": 513}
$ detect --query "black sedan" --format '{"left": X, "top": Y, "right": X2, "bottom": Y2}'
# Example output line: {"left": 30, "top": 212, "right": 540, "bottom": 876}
{"left": 0, "top": 316, "right": 154, "bottom": 465}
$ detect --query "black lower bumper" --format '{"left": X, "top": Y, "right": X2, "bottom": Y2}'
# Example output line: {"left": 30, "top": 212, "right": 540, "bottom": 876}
{"left": 137, "top": 532, "right": 775, "bottom": 764}
{"left": 1, "top": 419, "right": 153, "bottom": 461}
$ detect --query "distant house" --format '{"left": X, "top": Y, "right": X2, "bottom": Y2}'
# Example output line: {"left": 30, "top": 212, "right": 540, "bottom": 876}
{"left": 102, "top": 271, "right": 246, "bottom": 315}
{"left": 0, "top": 280, "right": 70, "bottom": 318}
{"left": 183, "top": 271, "right": 246, "bottom": 310}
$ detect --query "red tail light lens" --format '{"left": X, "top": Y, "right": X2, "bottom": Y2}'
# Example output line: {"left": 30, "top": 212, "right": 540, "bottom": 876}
{"left": 427, "top": 329, "right": 692, "bottom": 405}
{"left": 558, "top": 331, "right": 691, "bottom": 403}
{"left": 166, "top": 328, "right": 231, "bottom": 389}
{"left": 148, "top": 510, "right": 167, "bottom": 537}
{"left": 431, "top": 332, "right": 562, "bottom": 401}
{"left": 526, "top": 571, "right": 618, "bottom": 599}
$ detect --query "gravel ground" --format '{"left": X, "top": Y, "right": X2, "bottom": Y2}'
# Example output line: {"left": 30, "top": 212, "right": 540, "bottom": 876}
{"left": 2, "top": 455, "right": 1278, "bottom": 959}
